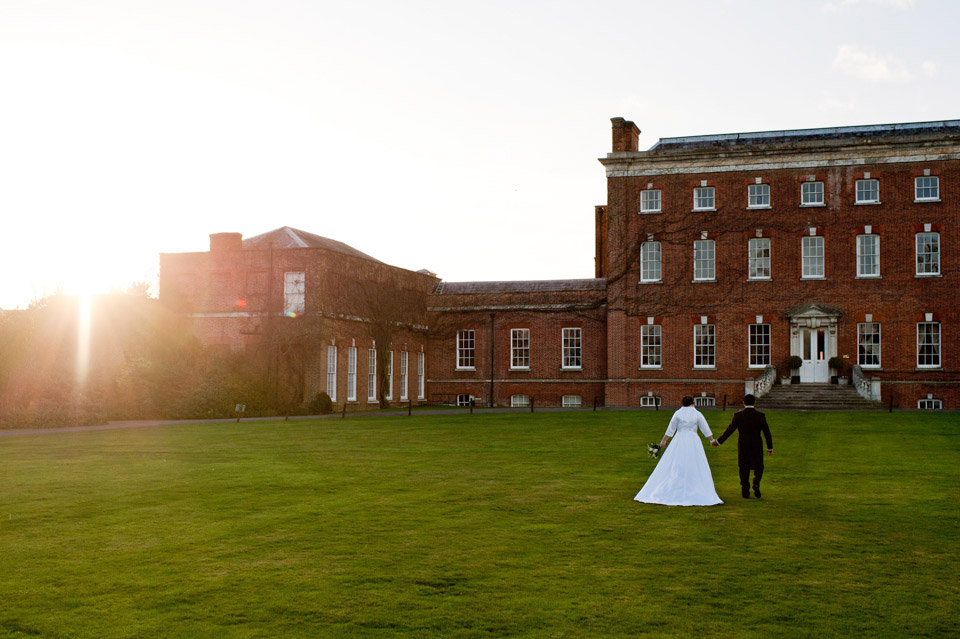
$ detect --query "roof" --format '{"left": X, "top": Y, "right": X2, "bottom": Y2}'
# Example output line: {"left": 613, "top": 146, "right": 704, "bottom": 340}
{"left": 242, "top": 226, "right": 382, "bottom": 263}
{"left": 649, "top": 119, "right": 960, "bottom": 151}
{"left": 433, "top": 279, "right": 607, "bottom": 295}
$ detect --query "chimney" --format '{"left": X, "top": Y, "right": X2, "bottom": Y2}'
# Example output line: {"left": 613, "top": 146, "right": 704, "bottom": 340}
{"left": 611, "top": 117, "right": 640, "bottom": 153}
{"left": 210, "top": 232, "right": 243, "bottom": 252}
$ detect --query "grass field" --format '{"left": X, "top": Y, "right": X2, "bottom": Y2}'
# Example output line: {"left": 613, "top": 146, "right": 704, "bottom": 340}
{"left": 1, "top": 410, "right": 958, "bottom": 638}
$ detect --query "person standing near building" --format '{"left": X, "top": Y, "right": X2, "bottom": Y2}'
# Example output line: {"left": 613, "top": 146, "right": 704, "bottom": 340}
{"left": 713, "top": 394, "right": 773, "bottom": 498}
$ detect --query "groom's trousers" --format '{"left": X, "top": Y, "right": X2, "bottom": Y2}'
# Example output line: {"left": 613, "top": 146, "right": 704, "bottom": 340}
{"left": 739, "top": 464, "right": 763, "bottom": 491}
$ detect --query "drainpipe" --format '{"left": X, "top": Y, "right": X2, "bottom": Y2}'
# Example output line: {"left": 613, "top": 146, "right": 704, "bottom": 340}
{"left": 489, "top": 312, "right": 495, "bottom": 408}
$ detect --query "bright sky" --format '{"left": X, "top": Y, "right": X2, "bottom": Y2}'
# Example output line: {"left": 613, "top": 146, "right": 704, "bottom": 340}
{"left": 1, "top": 0, "right": 957, "bottom": 308}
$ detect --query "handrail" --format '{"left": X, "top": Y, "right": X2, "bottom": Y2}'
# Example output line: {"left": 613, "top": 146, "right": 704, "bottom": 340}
{"left": 851, "top": 365, "right": 872, "bottom": 401}
{"left": 755, "top": 365, "right": 777, "bottom": 399}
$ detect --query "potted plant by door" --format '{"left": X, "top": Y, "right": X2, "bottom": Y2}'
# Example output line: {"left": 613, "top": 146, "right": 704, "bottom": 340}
{"left": 828, "top": 356, "right": 845, "bottom": 384}
{"left": 787, "top": 355, "right": 803, "bottom": 384}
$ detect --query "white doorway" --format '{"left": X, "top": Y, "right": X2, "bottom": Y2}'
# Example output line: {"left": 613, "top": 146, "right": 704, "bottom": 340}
{"left": 800, "top": 328, "right": 829, "bottom": 383}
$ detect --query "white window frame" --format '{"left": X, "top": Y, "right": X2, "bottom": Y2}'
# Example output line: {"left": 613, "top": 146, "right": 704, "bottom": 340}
{"left": 857, "top": 234, "right": 880, "bottom": 278}
{"left": 917, "top": 322, "right": 941, "bottom": 368}
{"left": 386, "top": 351, "right": 394, "bottom": 400}
{"left": 347, "top": 346, "right": 357, "bottom": 401}
{"left": 694, "top": 324, "right": 716, "bottom": 369}
{"left": 749, "top": 324, "right": 771, "bottom": 368}
{"left": 399, "top": 350, "right": 408, "bottom": 401}
{"left": 918, "top": 398, "right": 942, "bottom": 410}
{"left": 456, "top": 330, "right": 476, "bottom": 370}
{"left": 916, "top": 232, "right": 940, "bottom": 276}
{"left": 326, "top": 345, "right": 337, "bottom": 401}
{"left": 801, "top": 181, "right": 824, "bottom": 207}
{"left": 562, "top": 395, "right": 582, "bottom": 408}
{"left": 367, "top": 348, "right": 377, "bottom": 403}
{"left": 855, "top": 178, "right": 880, "bottom": 204}
{"left": 510, "top": 328, "right": 530, "bottom": 370}
{"left": 457, "top": 394, "right": 473, "bottom": 407}
{"left": 747, "top": 183, "right": 770, "bottom": 209}
{"left": 857, "top": 322, "right": 881, "bottom": 369}
{"left": 640, "top": 396, "right": 661, "bottom": 407}
{"left": 801, "top": 236, "right": 825, "bottom": 279}
{"left": 640, "top": 241, "right": 661, "bottom": 283}
{"left": 694, "top": 396, "right": 715, "bottom": 407}
{"left": 693, "top": 240, "right": 715, "bottom": 281}
{"left": 417, "top": 351, "right": 425, "bottom": 400}
{"left": 283, "top": 271, "right": 305, "bottom": 315}
{"left": 640, "top": 324, "right": 661, "bottom": 369}
{"left": 914, "top": 176, "right": 940, "bottom": 202}
{"left": 511, "top": 394, "right": 531, "bottom": 408}
{"left": 748, "top": 238, "right": 771, "bottom": 280}
{"left": 693, "top": 186, "right": 715, "bottom": 211}
{"left": 640, "top": 189, "right": 661, "bottom": 214}
{"left": 561, "top": 328, "right": 582, "bottom": 370}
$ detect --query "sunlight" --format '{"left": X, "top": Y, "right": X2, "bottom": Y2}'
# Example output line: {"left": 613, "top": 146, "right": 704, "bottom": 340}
{"left": 76, "top": 294, "right": 92, "bottom": 387}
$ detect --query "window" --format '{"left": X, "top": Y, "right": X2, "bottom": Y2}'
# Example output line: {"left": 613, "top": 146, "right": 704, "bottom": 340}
{"left": 511, "top": 328, "right": 530, "bottom": 369}
{"left": 858, "top": 322, "right": 881, "bottom": 368}
{"left": 694, "top": 324, "right": 716, "bottom": 368}
{"left": 917, "top": 322, "right": 940, "bottom": 368}
{"left": 694, "top": 187, "right": 715, "bottom": 211}
{"left": 640, "top": 396, "right": 661, "bottom": 407}
{"left": 856, "top": 179, "right": 879, "bottom": 204}
{"left": 801, "top": 181, "right": 824, "bottom": 206}
{"left": 749, "top": 324, "right": 771, "bottom": 368}
{"left": 694, "top": 396, "right": 715, "bottom": 407}
{"left": 748, "top": 184, "right": 770, "bottom": 208}
{"left": 367, "top": 349, "right": 377, "bottom": 402}
{"left": 916, "top": 232, "right": 940, "bottom": 275}
{"left": 562, "top": 328, "right": 582, "bottom": 369}
{"left": 457, "top": 394, "right": 473, "bottom": 407}
{"left": 640, "top": 324, "right": 661, "bottom": 368}
{"left": 562, "top": 395, "right": 582, "bottom": 408}
{"left": 386, "top": 351, "right": 394, "bottom": 400}
{"left": 400, "top": 350, "right": 409, "bottom": 401}
{"left": 326, "top": 345, "right": 337, "bottom": 401}
{"left": 693, "top": 240, "right": 715, "bottom": 281}
{"left": 918, "top": 398, "right": 942, "bottom": 410}
{"left": 640, "top": 189, "right": 661, "bottom": 213}
{"left": 640, "top": 242, "right": 661, "bottom": 282}
{"left": 915, "top": 176, "right": 940, "bottom": 201}
{"left": 748, "top": 238, "right": 771, "bottom": 280}
{"left": 801, "top": 236, "right": 824, "bottom": 278}
{"left": 511, "top": 394, "right": 531, "bottom": 408}
{"left": 457, "top": 330, "right": 475, "bottom": 369}
{"left": 417, "top": 352, "right": 425, "bottom": 400}
{"left": 283, "top": 271, "right": 305, "bottom": 315}
{"left": 857, "top": 234, "right": 880, "bottom": 277}
{"left": 347, "top": 347, "right": 357, "bottom": 401}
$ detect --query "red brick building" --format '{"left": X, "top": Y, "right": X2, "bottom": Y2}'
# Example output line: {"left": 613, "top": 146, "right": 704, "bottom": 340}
{"left": 160, "top": 117, "right": 959, "bottom": 410}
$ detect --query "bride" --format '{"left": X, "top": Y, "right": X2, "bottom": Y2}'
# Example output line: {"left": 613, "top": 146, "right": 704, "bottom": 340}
{"left": 635, "top": 396, "right": 722, "bottom": 506}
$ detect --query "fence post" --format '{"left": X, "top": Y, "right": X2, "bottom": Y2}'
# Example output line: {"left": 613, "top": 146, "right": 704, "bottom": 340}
{"left": 889, "top": 395, "right": 894, "bottom": 413}
{"left": 341, "top": 402, "right": 347, "bottom": 418}
{"left": 530, "top": 397, "right": 535, "bottom": 413}
{"left": 722, "top": 394, "right": 727, "bottom": 411}
{"left": 593, "top": 397, "right": 598, "bottom": 412}
{"left": 408, "top": 400, "right": 412, "bottom": 416}
{"left": 655, "top": 399, "right": 659, "bottom": 411}
{"left": 470, "top": 398, "right": 474, "bottom": 415}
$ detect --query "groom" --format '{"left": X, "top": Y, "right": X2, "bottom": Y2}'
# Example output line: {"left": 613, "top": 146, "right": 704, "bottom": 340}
{"left": 711, "top": 394, "right": 773, "bottom": 498}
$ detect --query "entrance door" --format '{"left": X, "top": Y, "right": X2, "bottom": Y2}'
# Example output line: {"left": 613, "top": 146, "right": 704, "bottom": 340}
{"left": 800, "top": 328, "right": 829, "bottom": 382}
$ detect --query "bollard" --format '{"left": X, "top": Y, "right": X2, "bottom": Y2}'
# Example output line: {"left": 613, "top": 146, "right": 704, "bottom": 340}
{"left": 341, "top": 402, "right": 347, "bottom": 418}
{"left": 593, "top": 397, "right": 598, "bottom": 412}
{"left": 655, "top": 399, "right": 659, "bottom": 411}
{"left": 530, "top": 397, "right": 535, "bottom": 413}
{"left": 722, "top": 394, "right": 727, "bottom": 411}
{"left": 470, "top": 398, "right": 474, "bottom": 415}
{"left": 889, "top": 395, "right": 894, "bottom": 413}
{"left": 408, "top": 400, "right": 412, "bottom": 416}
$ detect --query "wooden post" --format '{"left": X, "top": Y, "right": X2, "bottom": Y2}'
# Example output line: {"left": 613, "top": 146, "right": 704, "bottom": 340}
{"left": 408, "top": 400, "right": 412, "bottom": 416}
{"left": 593, "top": 397, "right": 598, "bottom": 412}
{"left": 341, "top": 402, "right": 347, "bottom": 418}
{"left": 722, "top": 394, "right": 727, "bottom": 411}
{"left": 530, "top": 397, "right": 535, "bottom": 413}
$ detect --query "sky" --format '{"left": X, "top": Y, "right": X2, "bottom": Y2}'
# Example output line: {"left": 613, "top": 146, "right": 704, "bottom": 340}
{"left": 0, "top": 0, "right": 957, "bottom": 308}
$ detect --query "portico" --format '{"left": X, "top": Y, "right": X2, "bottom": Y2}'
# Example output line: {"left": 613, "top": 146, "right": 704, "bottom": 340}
{"left": 785, "top": 303, "right": 843, "bottom": 383}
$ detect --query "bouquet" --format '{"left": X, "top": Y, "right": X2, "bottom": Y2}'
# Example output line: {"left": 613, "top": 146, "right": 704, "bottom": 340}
{"left": 647, "top": 443, "right": 661, "bottom": 459}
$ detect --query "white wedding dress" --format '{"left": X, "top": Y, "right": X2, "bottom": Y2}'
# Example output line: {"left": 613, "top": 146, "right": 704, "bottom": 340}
{"left": 635, "top": 405, "right": 723, "bottom": 506}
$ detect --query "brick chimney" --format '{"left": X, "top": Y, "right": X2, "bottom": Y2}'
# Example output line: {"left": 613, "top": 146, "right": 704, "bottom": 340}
{"left": 611, "top": 117, "right": 640, "bottom": 153}
{"left": 210, "top": 232, "right": 243, "bottom": 252}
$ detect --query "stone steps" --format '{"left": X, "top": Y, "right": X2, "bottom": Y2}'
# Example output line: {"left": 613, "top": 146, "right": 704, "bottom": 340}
{"left": 758, "top": 383, "right": 883, "bottom": 411}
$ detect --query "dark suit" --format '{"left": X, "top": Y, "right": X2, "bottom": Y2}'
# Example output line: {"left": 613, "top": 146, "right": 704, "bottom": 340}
{"left": 717, "top": 407, "right": 773, "bottom": 492}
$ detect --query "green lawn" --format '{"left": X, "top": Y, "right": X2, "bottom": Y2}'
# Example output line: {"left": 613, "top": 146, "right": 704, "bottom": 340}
{"left": 1, "top": 411, "right": 957, "bottom": 638}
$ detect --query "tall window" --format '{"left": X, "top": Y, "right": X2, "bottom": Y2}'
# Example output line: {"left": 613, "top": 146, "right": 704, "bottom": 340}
{"left": 641, "top": 324, "right": 661, "bottom": 368}
{"left": 456, "top": 330, "right": 475, "bottom": 369}
{"left": 857, "top": 234, "right": 880, "bottom": 277}
{"left": 915, "top": 176, "right": 939, "bottom": 201}
{"left": 417, "top": 352, "right": 425, "bottom": 400}
{"left": 856, "top": 179, "right": 879, "bottom": 204}
{"left": 694, "top": 240, "right": 715, "bottom": 281}
{"left": 562, "top": 328, "right": 582, "bottom": 369}
{"left": 347, "top": 347, "right": 357, "bottom": 401}
{"left": 400, "top": 351, "right": 408, "bottom": 401}
{"left": 640, "top": 189, "right": 661, "bottom": 213}
{"left": 640, "top": 242, "right": 661, "bottom": 282}
{"left": 748, "top": 184, "right": 770, "bottom": 208}
{"left": 367, "top": 348, "right": 377, "bottom": 402}
{"left": 326, "top": 345, "right": 337, "bottom": 401}
{"left": 694, "top": 324, "right": 716, "bottom": 368}
{"left": 858, "top": 322, "right": 881, "bottom": 368}
{"left": 386, "top": 351, "right": 394, "bottom": 400}
{"left": 801, "top": 181, "right": 824, "bottom": 206}
{"left": 511, "top": 328, "right": 530, "bottom": 369}
{"left": 917, "top": 322, "right": 941, "bottom": 368}
{"left": 283, "top": 271, "right": 305, "bottom": 315}
{"left": 693, "top": 187, "right": 715, "bottom": 211}
{"left": 749, "top": 324, "right": 771, "bottom": 368}
{"left": 916, "top": 232, "right": 940, "bottom": 275}
{"left": 801, "top": 236, "right": 825, "bottom": 278}
{"left": 748, "top": 238, "right": 771, "bottom": 280}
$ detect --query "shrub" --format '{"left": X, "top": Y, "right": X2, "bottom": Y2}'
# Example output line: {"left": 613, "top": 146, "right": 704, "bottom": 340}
{"left": 828, "top": 356, "right": 846, "bottom": 373}
{"left": 786, "top": 355, "right": 803, "bottom": 371}
{"left": 309, "top": 392, "right": 333, "bottom": 415}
